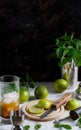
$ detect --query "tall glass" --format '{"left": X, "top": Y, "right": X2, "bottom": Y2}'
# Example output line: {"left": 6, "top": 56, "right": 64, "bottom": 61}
{"left": 0, "top": 75, "right": 20, "bottom": 124}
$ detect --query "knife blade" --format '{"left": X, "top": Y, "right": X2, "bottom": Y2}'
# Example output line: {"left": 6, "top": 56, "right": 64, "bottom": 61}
{"left": 40, "top": 93, "right": 72, "bottom": 119}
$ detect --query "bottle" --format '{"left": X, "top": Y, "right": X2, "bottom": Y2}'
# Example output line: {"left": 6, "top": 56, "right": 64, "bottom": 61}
{"left": 10, "top": 110, "right": 24, "bottom": 130}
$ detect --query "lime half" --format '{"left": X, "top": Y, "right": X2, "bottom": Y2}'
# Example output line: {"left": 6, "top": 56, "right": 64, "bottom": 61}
{"left": 37, "top": 99, "right": 52, "bottom": 109}
{"left": 28, "top": 105, "right": 44, "bottom": 114}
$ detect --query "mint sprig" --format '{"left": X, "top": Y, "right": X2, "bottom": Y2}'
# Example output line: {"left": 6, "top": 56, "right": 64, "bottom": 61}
{"left": 25, "top": 73, "right": 35, "bottom": 88}
{"left": 50, "top": 33, "right": 81, "bottom": 67}
{"left": 54, "top": 122, "right": 72, "bottom": 130}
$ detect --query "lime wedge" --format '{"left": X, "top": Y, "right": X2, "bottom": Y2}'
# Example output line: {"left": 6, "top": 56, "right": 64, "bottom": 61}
{"left": 28, "top": 105, "right": 44, "bottom": 114}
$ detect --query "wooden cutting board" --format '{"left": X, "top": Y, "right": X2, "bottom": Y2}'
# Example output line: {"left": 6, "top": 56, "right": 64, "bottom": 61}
{"left": 22, "top": 100, "right": 67, "bottom": 121}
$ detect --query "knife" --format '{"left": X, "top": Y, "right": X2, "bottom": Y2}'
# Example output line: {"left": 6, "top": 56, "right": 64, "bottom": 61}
{"left": 40, "top": 93, "right": 72, "bottom": 119}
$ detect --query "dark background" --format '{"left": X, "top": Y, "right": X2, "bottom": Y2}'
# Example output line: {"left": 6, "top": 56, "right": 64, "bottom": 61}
{"left": 0, "top": 0, "right": 81, "bottom": 81}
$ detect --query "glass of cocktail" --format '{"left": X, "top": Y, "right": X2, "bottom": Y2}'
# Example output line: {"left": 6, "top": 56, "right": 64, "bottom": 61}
{"left": 0, "top": 75, "right": 20, "bottom": 124}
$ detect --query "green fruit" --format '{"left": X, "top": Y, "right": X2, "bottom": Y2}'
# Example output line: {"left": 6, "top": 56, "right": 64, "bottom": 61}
{"left": 37, "top": 99, "right": 52, "bottom": 109}
{"left": 54, "top": 79, "right": 69, "bottom": 93}
{"left": 34, "top": 85, "right": 48, "bottom": 99}
{"left": 28, "top": 105, "right": 44, "bottom": 114}
{"left": 65, "top": 99, "right": 80, "bottom": 111}
{"left": 63, "top": 72, "right": 69, "bottom": 82}
{"left": 20, "top": 87, "right": 30, "bottom": 104}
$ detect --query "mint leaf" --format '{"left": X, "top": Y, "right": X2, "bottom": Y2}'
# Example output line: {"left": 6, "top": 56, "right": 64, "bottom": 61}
{"left": 3, "top": 83, "right": 17, "bottom": 94}
{"left": 62, "top": 124, "right": 72, "bottom": 129}
{"left": 23, "top": 125, "right": 30, "bottom": 130}
{"left": 34, "top": 124, "right": 41, "bottom": 130}
{"left": 77, "top": 115, "right": 81, "bottom": 128}
{"left": 54, "top": 122, "right": 72, "bottom": 130}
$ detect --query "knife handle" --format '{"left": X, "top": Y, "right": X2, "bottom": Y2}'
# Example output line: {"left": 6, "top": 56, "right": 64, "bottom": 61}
{"left": 53, "top": 93, "right": 72, "bottom": 109}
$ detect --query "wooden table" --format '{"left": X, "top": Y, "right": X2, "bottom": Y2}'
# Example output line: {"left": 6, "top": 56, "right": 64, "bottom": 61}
{"left": 0, "top": 82, "right": 81, "bottom": 130}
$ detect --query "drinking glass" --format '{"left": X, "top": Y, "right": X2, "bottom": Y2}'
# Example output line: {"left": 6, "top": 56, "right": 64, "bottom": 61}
{"left": 0, "top": 75, "right": 20, "bottom": 124}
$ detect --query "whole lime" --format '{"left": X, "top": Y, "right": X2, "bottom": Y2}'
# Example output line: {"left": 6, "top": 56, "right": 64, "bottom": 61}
{"left": 37, "top": 99, "right": 52, "bottom": 109}
{"left": 63, "top": 72, "right": 69, "bottom": 82}
{"left": 34, "top": 85, "right": 48, "bottom": 99}
{"left": 20, "top": 87, "right": 30, "bottom": 104}
{"left": 65, "top": 99, "right": 80, "bottom": 111}
{"left": 54, "top": 79, "right": 69, "bottom": 93}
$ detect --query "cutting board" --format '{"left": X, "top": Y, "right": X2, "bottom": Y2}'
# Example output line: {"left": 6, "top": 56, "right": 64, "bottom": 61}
{"left": 22, "top": 100, "right": 69, "bottom": 121}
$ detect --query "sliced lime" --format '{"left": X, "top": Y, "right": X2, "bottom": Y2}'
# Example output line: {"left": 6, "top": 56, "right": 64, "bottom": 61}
{"left": 28, "top": 105, "right": 44, "bottom": 114}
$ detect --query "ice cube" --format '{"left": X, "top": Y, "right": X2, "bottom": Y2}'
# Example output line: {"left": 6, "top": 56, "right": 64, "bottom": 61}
{"left": 2, "top": 91, "right": 19, "bottom": 103}
{"left": 3, "top": 97, "right": 18, "bottom": 103}
{"left": 3, "top": 91, "right": 18, "bottom": 99}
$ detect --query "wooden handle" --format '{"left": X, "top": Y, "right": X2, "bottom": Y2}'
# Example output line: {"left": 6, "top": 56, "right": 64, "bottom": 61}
{"left": 53, "top": 93, "right": 72, "bottom": 109}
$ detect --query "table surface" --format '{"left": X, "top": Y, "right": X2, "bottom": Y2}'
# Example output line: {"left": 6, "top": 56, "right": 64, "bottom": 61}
{"left": 0, "top": 82, "right": 81, "bottom": 130}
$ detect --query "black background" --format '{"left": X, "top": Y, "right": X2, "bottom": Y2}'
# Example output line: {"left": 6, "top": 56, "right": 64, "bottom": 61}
{"left": 0, "top": 0, "right": 81, "bottom": 81}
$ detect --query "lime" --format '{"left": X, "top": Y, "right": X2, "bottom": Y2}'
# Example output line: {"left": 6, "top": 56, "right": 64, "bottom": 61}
{"left": 63, "top": 72, "right": 69, "bottom": 82}
{"left": 28, "top": 105, "right": 44, "bottom": 114}
{"left": 54, "top": 79, "right": 69, "bottom": 93}
{"left": 34, "top": 85, "right": 48, "bottom": 99}
{"left": 65, "top": 99, "right": 80, "bottom": 111}
{"left": 20, "top": 87, "right": 30, "bottom": 104}
{"left": 37, "top": 99, "right": 52, "bottom": 109}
